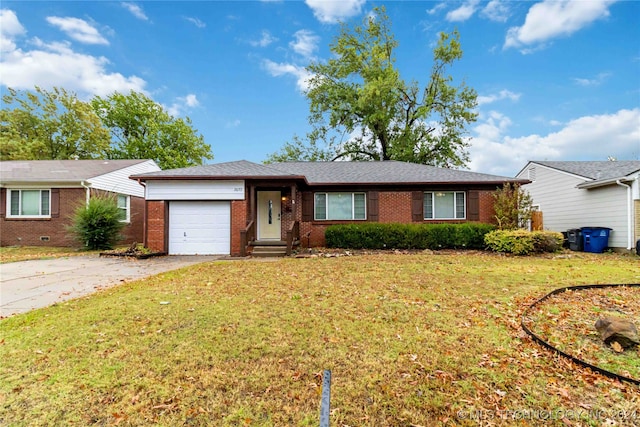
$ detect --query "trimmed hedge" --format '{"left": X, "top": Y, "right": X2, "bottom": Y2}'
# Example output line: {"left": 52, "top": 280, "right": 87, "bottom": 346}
{"left": 324, "top": 222, "right": 496, "bottom": 250}
{"left": 484, "top": 229, "right": 564, "bottom": 255}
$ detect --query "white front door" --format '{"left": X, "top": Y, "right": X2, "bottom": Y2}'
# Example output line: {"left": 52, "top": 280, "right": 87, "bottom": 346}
{"left": 169, "top": 201, "right": 230, "bottom": 255}
{"left": 257, "top": 191, "right": 281, "bottom": 240}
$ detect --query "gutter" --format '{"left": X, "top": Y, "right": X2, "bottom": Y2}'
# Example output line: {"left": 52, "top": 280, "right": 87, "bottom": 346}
{"left": 137, "top": 179, "right": 148, "bottom": 247}
{"left": 615, "top": 179, "right": 633, "bottom": 250}
{"left": 80, "top": 180, "right": 91, "bottom": 206}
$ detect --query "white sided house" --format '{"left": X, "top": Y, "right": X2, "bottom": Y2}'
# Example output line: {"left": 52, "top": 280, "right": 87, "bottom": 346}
{"left": 516, "top": 161, "right": 640, "bottom": 251}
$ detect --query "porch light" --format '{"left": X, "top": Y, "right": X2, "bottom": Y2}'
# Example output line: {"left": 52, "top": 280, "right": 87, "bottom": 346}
{"left": 281, "top": 196, "right": 287, "bottom": 202}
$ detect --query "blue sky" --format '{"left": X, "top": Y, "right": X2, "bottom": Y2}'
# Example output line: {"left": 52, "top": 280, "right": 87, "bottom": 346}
{"left": 1, "top": 0, "right": 638, "bottom": 177}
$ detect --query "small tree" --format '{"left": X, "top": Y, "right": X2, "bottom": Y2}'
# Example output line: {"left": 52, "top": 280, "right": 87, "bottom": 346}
{"left": 69, "top": 195, "right": 125, "bottom": 250}
{"left": 492, "top": 183, "right": 533, "bottom": 230}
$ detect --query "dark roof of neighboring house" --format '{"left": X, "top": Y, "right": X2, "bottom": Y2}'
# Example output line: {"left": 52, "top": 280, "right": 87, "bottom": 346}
{"left": 132, "top": 160, "right": 527, "bottom": 186}
{"left": 0, "top": 159, "right": 152, "bottom": 183}
{"left": 530, "top": 160, "right": 640, "bottom": 181}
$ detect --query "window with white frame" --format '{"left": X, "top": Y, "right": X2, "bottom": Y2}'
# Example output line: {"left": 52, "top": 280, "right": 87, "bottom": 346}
{"left": 8, "top": 189, "right": 51, "bottom": 218}
{"left": 117, "top": 194, "right": 130, "bottom": 222}
{"left": 424, "top": 191, "right": 465, "bottom": 220}
{"left": 314, "top": 192, "right": 366, "bottom": 220}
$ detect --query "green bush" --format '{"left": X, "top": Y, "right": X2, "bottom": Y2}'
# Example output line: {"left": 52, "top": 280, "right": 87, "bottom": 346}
{"left": 484, "top": 230, "right": 564, "bottom": 255}
{"left": 68, "top": 195, "right": 125, "bottom": 250}
{"left": 324, "top": 222, "right": 496, "bottom": 250}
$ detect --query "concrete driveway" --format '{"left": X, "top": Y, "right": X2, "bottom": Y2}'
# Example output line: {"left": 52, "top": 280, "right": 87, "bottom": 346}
{"left": 0, "top": 254, "right": 222, "bottom": 317}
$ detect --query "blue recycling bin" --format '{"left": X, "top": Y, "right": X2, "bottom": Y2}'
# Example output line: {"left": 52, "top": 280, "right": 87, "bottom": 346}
{"left": 581, "top": 227, "right": 612, "bottom": 253}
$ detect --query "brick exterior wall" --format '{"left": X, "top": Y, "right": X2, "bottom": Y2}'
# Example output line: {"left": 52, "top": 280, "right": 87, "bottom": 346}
{"left": 294, "top": 189, "right": 499, "bottom": 248}
{"left": 378, "top": 191, "right": 412, "bottom": 223}
{"left": 138, "top": 185, "right": 502, "bottom": 255}
{"left": 146, "top": 200, "right": 167, "bottom": 253}
{"left": 231, "top": 200, "right": 248, "bottom": 256}
{"left": 0, "top": 188, "right": 146, "bottom": 247}
{"left": 478, "top": 190, "right": 497, "bottom": 224}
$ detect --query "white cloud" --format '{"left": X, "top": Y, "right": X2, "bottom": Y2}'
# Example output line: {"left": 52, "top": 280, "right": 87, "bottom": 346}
{"left": 426, "top": 3, "right": 447, "bottom": 16}
{"left": 468, "top": 108, "right": 640, "bottom": 176}
{"left": 504, "top": 0, "right": 617, "bottom": 51}
{"left": 184, "top": 17, "right": 206, "bottom": 28}
{"left": 573, "top": 72, "right": 611, "bottom": 86}
{"left": 226, "top": 119, "right": 241, "bottom": 128}
{"left": 290, "top": 29, "right": 319, "bottom": 59}
{"left": 481, "top": 0, "right": 510, "bottom": 23}
{"left": 249, "top": 30, "right": 277, "bottom": 47}
{"left": 0, "top": 9, "right": 26, "bottom": 52}
{"left": 46, "top": 16, "right": 108, "bottom": 45}
{"left": 166, "top": 93, "right": 200, "bottom": 117}
{"left": 262, "top": 59, "right": 312, "bottom": 92}
{"left": 446, "top": 0, "right": 480, "bottom": 22}
{"left": 477, "top": 89, "right": 521, "bottom": 106}
{"left": 305, "top": 0, "right": 365, "bottom": 24}
{"left": 1, "top": 14, "right": 146, "bottom": 98}
{"left": 121, "top": 2, "right": 148, "bottom": 21}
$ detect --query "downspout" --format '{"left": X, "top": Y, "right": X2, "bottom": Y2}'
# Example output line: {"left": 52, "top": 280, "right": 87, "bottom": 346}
{"left": 616, "top": 180, "right": 633, "bottom": 250}
{"left": 137, "top": 179, "right": 147, "bottom": 247}
{"left": 80, "top": 181, "right": 91, "bottom": 206}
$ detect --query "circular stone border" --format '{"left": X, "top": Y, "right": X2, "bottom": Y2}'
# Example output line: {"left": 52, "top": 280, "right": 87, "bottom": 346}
{"left": 521, "top": 283, "right": 640, "bottom": 386}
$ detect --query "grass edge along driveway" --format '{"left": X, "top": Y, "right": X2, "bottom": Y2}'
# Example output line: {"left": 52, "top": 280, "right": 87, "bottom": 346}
{"left": 1, "top": 251, "right": 638, "bottom": 426}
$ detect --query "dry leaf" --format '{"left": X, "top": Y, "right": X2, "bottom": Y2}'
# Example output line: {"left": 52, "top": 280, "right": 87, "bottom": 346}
{"left": 610, "top": 341, "right": 624, "bottom": 353}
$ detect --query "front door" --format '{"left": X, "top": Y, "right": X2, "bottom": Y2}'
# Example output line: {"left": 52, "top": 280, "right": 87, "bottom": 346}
{"left": 257, "top": 191, "right": 281, "bottom": 240}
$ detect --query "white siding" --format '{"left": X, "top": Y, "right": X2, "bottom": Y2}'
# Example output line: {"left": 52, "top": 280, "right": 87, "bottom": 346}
{"left": 146, "top": 180, "right": 245, "bottom": 200}
{"left": 519, "top": 163, "right": 629, "bottom": 248}
{"left": 89, "top": 160, "right": 160, "bottom": 197}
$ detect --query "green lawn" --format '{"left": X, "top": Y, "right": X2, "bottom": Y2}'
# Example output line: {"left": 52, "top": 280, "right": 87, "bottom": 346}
{"left": 1, "top": 251, "right": 638, "bottom": 426}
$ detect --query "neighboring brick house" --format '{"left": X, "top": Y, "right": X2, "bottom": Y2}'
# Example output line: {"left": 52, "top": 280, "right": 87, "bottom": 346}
{"left": 131, "top": 160, "right": 529, "bottom": 256}
{"left": 1, "top": 159, "right": 160, "bottom": 247}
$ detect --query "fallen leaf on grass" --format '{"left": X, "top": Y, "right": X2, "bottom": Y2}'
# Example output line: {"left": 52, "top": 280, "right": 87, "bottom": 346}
{"left": 610, "top": 341, "right": 624, "bottom": 353}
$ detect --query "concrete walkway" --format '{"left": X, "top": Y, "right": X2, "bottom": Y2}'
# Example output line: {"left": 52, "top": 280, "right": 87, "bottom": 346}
{"left": 0, "top": 254, "right": 222, "bottom": 317}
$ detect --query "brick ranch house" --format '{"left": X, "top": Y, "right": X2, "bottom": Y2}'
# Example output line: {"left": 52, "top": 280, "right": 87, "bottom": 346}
{"left": 1, "top": 159, "right": 160, "bottom": 247}
{"left": 130, "top": 160, "right": 529, "bottom": 256}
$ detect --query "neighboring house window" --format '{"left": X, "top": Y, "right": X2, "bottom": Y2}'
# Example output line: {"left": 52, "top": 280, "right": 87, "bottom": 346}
{"left": 117, "top": 194, "right": 130, "bottom": 222}
{"left": 314, "top": 192, "right": 366, "bottom": 220}
{"left": 8, "top": 189, "right": 50, "bottom": 218}
{"left": 424, "top": 191, "right": 465, "bottom": 220}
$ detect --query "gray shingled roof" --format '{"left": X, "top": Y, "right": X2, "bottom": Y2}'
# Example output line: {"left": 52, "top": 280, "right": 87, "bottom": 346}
{"left": 134, "top": 160, "right": 525, "bottom": 185}
{"left": 0, "top": 159, "right": 151, "bottom": 183}
{"left": 269, "top": 161, "right": 524, "bottom": 184}
{"left": 532, "top": 161, "right": 640, "bottom": 181}
{"left": 131, "top": 160, "right": 300, "bottom": 179}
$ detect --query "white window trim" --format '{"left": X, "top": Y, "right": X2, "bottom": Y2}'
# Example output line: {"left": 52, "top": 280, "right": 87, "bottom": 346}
{"left": 424, "top": 191, "right": 466, "bottom": 220}
{"left": 314, "top": 192, "right": 367, "bottom": 221}
{"left": 6, "top": 189, "right": 51, "bottom": 218}
{"left": 117, "top": 194, "right": 131, "bottom": 223}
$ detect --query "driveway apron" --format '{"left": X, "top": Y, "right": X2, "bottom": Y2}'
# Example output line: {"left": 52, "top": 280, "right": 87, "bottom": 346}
{"left": 0, "top": 254, "right": 221, "bottom": 317}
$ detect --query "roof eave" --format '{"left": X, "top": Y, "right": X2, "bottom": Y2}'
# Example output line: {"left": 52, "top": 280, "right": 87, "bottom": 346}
{"left": 129, "top": 174, "right": 307, "bottom": 182}
{"left": 576, "top": 176, "right": 635, "bottom": 189}
{"left": 304, "top": 178, "right": 530, "bottom": 186}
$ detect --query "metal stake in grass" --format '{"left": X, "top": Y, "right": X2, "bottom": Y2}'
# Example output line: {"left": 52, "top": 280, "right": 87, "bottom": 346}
{"left": 320, "top": 369, "right": 331, "bottom": 427}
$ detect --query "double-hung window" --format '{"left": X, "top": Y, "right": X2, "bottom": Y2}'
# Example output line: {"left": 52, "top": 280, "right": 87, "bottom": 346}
{"left": 8, "top": 189, "right": 51, "bottom": 218}
{"left": 424, "top": 191, "right": 465, "bottom": 220}
{"left": 314, "top": 192, "right": 366, "bottom": 220}
{"left": 117, "top": 194, "right": 130, "bottom": 222}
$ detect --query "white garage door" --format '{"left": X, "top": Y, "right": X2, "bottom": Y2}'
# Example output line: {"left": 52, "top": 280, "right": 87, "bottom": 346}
{"left": 169, "top": 201, "right": 231, "bottom": 255}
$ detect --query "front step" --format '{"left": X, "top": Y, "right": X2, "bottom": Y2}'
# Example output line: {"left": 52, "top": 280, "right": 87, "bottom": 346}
{"left": 251, "top": 245, "right": 288, "bottom": 258}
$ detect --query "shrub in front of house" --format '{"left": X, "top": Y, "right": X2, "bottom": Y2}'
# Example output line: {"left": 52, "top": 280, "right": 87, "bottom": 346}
{"left": 68, "top": 195, "right": 125, "bottom": 250}
{"left": 325, "top": 223, "right": 496, "bottom": 250}
{"left": 484, "top": 230, "right": 564, "bottom": 255}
